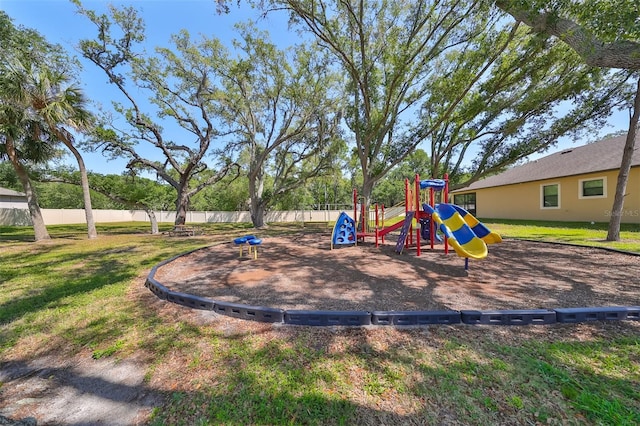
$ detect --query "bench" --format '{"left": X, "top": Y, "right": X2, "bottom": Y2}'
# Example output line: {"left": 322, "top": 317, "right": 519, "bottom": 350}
{"left": 168, "top": 225, "right": 203, "bottom": 237}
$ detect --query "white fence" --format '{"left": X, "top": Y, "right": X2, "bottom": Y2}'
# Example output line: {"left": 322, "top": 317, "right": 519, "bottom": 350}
{"left": 0, "top": 208, "right": 348, "bottom": 226}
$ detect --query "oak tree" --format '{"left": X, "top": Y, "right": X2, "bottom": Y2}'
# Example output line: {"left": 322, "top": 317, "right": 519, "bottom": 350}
{"left": 76, "top": 4, "right": 238, "bottom": 226}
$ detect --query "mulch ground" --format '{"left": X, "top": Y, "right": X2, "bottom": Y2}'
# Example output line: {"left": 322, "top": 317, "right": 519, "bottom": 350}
{"left": 152, "top": 232, "right": 640, "bottom": 313}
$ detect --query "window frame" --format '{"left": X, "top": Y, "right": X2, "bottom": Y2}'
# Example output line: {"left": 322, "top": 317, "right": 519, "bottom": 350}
{"left": 453, "top": 192, "right": 476, "bottom": 216}
{"left": 578, "top": 176, "right": 607, "bottom": 199}
{"left": 540, "top": 183, "right": 561, "bottom": 209}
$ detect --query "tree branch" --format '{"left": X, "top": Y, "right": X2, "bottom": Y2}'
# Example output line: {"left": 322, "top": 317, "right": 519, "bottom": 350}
{"left": 495, "top": 0, "right": 640, "bottom": 70}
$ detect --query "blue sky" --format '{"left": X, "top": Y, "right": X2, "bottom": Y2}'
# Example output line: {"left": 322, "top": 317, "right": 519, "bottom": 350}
{"left": 1, "top": 0, "right": 294, "bottom": 174}
{"left": 1, "top": 0, "right": 634, "bottom": 176}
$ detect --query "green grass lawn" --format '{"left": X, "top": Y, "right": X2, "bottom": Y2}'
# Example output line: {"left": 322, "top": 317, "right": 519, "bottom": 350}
{"left": 1, "top": 221, "right": 639, "bottom": 425}
{"left": 483, "top": 219, "right": 640, "bottom": 254}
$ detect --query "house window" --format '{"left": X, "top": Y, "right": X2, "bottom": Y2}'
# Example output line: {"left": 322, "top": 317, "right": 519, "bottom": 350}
{"left": 453, "top": 193, "right": 476, "bottom": 216}
{"left": 579, "top": 177, "right": 606, "bottom": 199}
{"left": 541, "top": 183, "right": 560, "bottom": 209}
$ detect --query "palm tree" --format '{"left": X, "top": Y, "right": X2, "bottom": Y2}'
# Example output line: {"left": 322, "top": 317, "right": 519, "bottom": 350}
{"left": 1, "top": 14, "right": 52, "bottom": 241}
{"left": 0, "top": 92, "right": 55, "bottom": 241}
{"left": 14, "top": 61, "right": 99, "bottom": 239}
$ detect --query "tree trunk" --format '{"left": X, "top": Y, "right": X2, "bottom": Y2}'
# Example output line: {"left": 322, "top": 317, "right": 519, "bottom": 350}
{"left": 360, "top": 176, "right": 375, "bottom": 213}
{"left": 249, "top": 188, "right": 266, "bottom": 228}
{"left": 248, "top": 167, "right": 266, "bottom": 228}
{"left": 58, "top": 136, "right": 98, "bottom": 239}
{"left": 606, "top": 76, "right": 640, "bottom": 241}
{"left": 174, "top": 187, "right": 189, "bottom": 226}
{"left": 4, "top": 135, "right": 51, "bottom": 241}
{"left": 146, "top": 209, "right": 159, "bottom": 234}
{"left": 357, "top": 176, "right": 376, "bottom": 231}
{"left": 251, "top": 200, "right": 266, "bottom": 229}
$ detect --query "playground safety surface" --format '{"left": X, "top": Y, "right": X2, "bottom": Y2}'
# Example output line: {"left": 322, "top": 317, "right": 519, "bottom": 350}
{"left": 152, "top": 233, "right": 640, "bottom": 313}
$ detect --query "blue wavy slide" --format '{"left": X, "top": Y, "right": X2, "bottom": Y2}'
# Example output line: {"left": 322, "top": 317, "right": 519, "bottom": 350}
{"left": 423, "top": 204, "right": 501, "bottom": 260}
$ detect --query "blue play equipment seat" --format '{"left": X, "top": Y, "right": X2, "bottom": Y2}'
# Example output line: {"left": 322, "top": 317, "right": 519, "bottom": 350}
{"left": 234, "top": 235, "right": 262, "bottom": 259}
{"left": 248, "top": 238, "right": 262, "bottom": 259}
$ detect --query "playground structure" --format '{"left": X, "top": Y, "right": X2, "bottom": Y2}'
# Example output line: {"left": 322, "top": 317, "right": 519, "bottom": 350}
{"left": 331, "top": 174, "right": 502, "bottom": 269}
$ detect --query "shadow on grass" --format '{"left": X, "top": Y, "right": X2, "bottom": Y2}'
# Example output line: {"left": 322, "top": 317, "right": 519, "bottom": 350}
{"left": 0, "top": 233, "right": 216, "bottom": 339}
{"left": 0, "top": 357, "right": 164, "bottom": 425}
{"left": 0, "top": 258, "right": 134, "bottom": 325}
{"left": 3, "top": 224, "right": 639, "bottom": 425}
{"left": 143, "top": 319, "right": 640, "bottom": 425}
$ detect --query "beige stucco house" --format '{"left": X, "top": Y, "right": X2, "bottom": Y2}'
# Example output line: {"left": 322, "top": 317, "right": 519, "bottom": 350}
{"left": 0, "top": 186, "right": 30, "bottom": 226}
{"left": 451, "top": 134, "right": 640, "bottom": 224}
{"left": 0, "top": 186, "right": 27, "bottom": 209}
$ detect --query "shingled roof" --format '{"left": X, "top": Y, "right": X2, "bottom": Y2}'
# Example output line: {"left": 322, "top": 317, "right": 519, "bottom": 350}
{"left": 0, "top": 187, "right": 26, "bottom": 197}
{"left": 455, "top": 134, "right": 640, "bottom": 191}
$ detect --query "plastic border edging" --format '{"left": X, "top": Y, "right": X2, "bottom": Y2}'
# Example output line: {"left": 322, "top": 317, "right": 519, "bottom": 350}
{"left": 214, "top": 301, "right": 284, "bottom": 323}
{"left": 461, "top": 309, "right": 557, "bottom": 325}
{"left": 554, "top": 306, "right": 640, "bottom": 323}
{"left": 285, "top": 310, "right": 371, "bottom": 326}
{"left": 144, "top": 266, "right": 168, "bottom": 300}
{"left": 372, "top": 310, "right": 461, "bottom": 326}
{"left": 165, "top": 291, "right": 215, "bottom": 310}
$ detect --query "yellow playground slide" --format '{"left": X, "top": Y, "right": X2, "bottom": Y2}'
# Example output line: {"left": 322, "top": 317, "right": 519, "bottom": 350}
{"left": 425, "top": 204, "right": 493, "bottom": 260}
{"left": 451, "top": 205, "right": 502, "bottom": 244}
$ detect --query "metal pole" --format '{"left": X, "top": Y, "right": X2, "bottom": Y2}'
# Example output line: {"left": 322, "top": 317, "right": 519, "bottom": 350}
{"left": 415, "top": 173, "right": 420, "bottom": 256}
{"left": 444, "top": 173, "right": 449, "bottom": 255}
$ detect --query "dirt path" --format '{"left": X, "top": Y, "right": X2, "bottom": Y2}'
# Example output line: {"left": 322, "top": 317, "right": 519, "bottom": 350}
{"left": 0, "top": 354, "right": 162, "bottom": 425}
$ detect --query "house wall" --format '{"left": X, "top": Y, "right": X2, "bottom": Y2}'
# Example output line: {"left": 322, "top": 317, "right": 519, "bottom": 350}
{"left": 0, "top": 194, "right": 28, "bottom": 209}
{"left": 0, "top": 194, "right": 30, "bottom": 226}
{"left": 454, "top": 167, "right": 640, "bottom": 223}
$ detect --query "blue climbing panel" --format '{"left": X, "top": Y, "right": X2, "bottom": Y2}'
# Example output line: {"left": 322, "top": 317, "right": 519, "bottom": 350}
{"left": 331, "top": 212, "right": 356, "bottom": 247}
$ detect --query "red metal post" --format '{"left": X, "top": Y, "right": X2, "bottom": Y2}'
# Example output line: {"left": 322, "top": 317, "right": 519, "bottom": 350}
{"left": 375, "top": 203, "right": 379, "bottom": 229}
{"left": 374, "top": 203, "right": 379, "bottom": 247}
{"left": 353, "top": 188, "right": 357, "bottom": 228}
{"left": 443, "top": 174, "right": 449, "bottom": 254}
{"left": 444, "top": 173, "right": 450, "bottom": 205}
{"left": 381, "top": 204, "right": 385, "bottom": 243}
{"left": 429, "top": 181, "right": 434, "bottom": 250}
{"left": 404, "top": 178, "right": 409, "bottom": 215}
{"left": 415, "top": 173, "right": 420, "bottom": 256}
{"left": 403, "top": 178, "right": 409, "bottom": 247}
